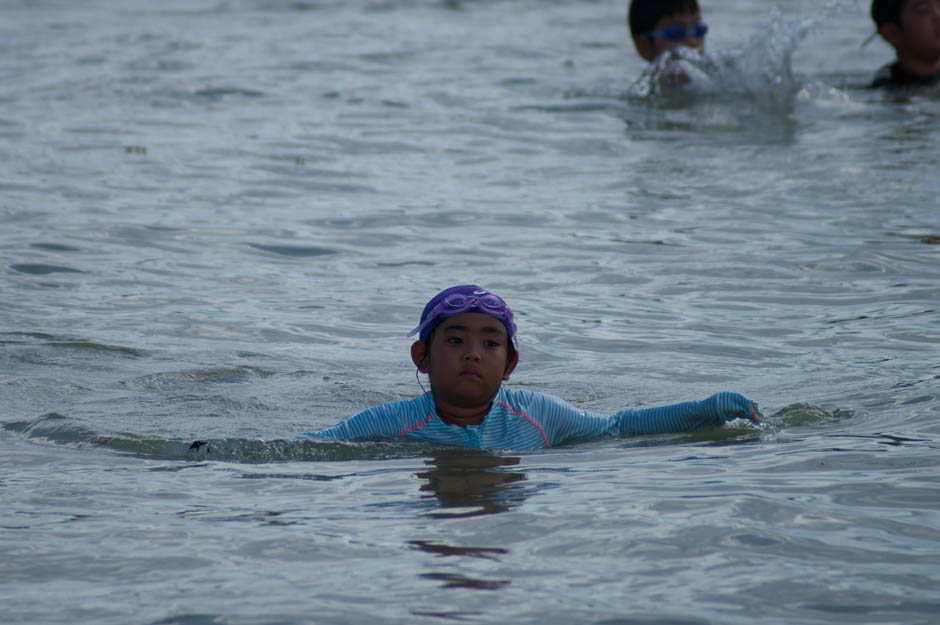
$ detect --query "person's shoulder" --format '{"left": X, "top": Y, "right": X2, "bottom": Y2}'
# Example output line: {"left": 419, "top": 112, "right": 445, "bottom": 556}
{"left": 495, "top": 386, "right": 529, "bottom": 407}
{"left": 496, "top": 387, "right": 577, "bottom": 414}
{"left": 497, "top": 387, "right": 556, "bottom": 403}
{"left": 358, "top": 391, "right": 434, "bottom": 418}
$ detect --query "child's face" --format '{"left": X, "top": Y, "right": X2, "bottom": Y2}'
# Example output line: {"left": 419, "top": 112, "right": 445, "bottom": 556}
{"left": 635, "top": 10, "right": 706, "bottom": 62}
{"left": 896, "top": 0, "right": 940, "bottom": 62}
{"left": 420, "top": 312, "right": 516, "bottom": 410}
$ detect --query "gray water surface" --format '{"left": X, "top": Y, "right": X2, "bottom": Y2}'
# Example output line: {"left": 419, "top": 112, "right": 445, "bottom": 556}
{"left": 2, "top": 1, "right": 939, "bottom": 624}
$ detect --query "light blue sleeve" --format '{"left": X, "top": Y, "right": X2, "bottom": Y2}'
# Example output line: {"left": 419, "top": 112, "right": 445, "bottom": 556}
{"left": 292, "top": 399, "right": 425, "bottom": 441}
{"left": 533, "top": 391, "right": 760, "bottom": 445}
{"left": 614, "top": 392, "right": 760, "bottom": 436}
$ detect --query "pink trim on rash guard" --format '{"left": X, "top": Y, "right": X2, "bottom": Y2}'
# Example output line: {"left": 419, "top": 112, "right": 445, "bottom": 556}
{"left": 497, "top": 400, "right": 551, "bottom": 448}
{"left": 394, "top": 412, "right": 436, "bottom": 441}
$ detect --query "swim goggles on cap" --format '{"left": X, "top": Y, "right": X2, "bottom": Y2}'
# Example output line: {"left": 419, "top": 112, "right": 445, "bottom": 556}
{"left": 643, "top": 22, "right": 708, "bottom": 42}
{"left": 408, "top": 292, "right": 516, "bottom": 341}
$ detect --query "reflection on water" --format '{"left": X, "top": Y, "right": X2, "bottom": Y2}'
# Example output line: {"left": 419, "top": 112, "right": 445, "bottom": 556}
{"left": 416, "top": 453, "right": 528, "bottom": 518}
{"left": 410, "top": 454, "right": 522, "bottom": 592}
{"left": 408, "top": 540, "right": 508, "bottom": 560}
{"left": 417, "top": 571, "right": 510, "bottom": 590}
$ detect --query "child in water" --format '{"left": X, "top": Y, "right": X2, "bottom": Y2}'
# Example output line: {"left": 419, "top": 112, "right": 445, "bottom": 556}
{"left": 870, "top": 0, "right": 940, "bottom": 88}
{"left": 628, "top": 0, "right": 708, "bottom": 62}
{"left": 294, "top": 285, "right": 762, "bottom": 449}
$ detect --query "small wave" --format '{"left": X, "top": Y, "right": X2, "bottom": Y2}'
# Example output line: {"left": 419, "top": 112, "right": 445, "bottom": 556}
{"left": 0, "top": 332, "right": 143, "bottom": 357}
{"left": 30, "top": 242, "right": 81, "bottom": 252}
{"left": 768, "top": 402, "right": 857, "bottom": 428}
{"left": 1, "top": 331, "right": 58, "bottom": 343}
{"left": 46, "top": 341, "right": 144, "bottom": 357}
{"left": 10, "top": 263, "right": 83, "bottom": 275}
{"left": 99, "top": 436, "right": 429, "bottom": 463}
{"left": 125, "top": 366, "right": 274, "bottom": 390}
{"left": 1, "top": 413, "right": 448, "bottom": 462}
{"left": 246, "top": 243, "right": 340, "bottom": 257}
{"left": 191, "top": 87, "right": 266, "bottom": 99}
{"left": 3, "top": 413, "right": 100, "bottom": 445}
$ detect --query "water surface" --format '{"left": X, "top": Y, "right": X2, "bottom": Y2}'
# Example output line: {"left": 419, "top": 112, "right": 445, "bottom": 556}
{"left": 2, "top": 1, "right": 939, "bottom": 624}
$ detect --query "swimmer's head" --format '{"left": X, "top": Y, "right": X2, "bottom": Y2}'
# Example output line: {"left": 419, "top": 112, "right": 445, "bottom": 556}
{"left": 628, "top": 0, "right": 706, "bottom": 62}
{"left": 408, "top": 285, "right": 517, "bottom": 349}
{"left": 870, "top": 0, "right": 940, "bottom": 66}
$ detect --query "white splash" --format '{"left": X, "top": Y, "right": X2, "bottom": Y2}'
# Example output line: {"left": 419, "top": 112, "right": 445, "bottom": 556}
{"left": 626, "top": 1, "right": 858, "bottom": 110}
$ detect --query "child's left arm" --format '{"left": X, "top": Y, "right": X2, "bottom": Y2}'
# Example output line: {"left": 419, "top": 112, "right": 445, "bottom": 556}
{"left": 615, "top": 392, "right": 762, "bottom": 436}
{"left": 529, "top": 391, "right": 761, "bottom": 446}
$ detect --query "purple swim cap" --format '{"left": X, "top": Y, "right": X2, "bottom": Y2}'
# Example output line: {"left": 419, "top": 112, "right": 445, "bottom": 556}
{"left": 408, "top": 285, "right": 517, "bottom": 347}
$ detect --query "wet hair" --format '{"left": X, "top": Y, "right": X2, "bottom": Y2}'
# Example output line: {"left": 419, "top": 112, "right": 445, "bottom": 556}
{"left": 871, "top": 0, "right": 909, "bottom": 27}
{"left": 628, "top": 0, "right": 701, "bottom": 38}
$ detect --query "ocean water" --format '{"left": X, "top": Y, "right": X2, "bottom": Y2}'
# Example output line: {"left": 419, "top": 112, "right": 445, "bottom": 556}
{"left": 2, "top": 0, "right": 939, "bottom": 623}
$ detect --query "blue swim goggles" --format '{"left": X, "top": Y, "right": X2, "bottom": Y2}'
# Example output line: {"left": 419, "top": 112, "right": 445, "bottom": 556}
{"left": 409, "top": 291, "right": 517, "bottom": 345}
{"left": 643, "top": 21, "right": 708, "bottom": 43}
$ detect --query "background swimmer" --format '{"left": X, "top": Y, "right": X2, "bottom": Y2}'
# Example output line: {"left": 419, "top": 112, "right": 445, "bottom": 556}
{"left": 628, "top": 0, "right": 708, "bottom": 62}
{"left": 870, "top": 0, "right": 940, "bottom": 87}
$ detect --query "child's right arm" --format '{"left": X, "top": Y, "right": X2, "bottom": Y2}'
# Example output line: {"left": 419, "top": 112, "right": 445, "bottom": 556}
{"left": 293, "top": 398, "right": 430, "bottom": 442}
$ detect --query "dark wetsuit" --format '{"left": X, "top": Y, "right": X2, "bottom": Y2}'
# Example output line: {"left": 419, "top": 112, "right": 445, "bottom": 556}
{"left": 871, "top": 62, "right": 940, "bottom": 88}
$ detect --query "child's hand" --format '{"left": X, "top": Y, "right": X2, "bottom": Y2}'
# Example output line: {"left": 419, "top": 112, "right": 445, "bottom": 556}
{"left": 715, "top": 392, "right": 763, "bottom": 425}
{"left": 749, "top": 400, "right": 763, "bottom": 425}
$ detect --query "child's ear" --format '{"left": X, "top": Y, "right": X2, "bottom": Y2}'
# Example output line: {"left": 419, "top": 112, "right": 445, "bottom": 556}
{"left": 879, "top": 23, "right": 902, "bottom": 49}
{"left": 502, "top": 350, "right": 519, "bottom": 381}
{"left": 633, "top": 36, "right": 656, "bottom": 62}
{"left": 411, "top": 341, "right": 429, "bottom": 372}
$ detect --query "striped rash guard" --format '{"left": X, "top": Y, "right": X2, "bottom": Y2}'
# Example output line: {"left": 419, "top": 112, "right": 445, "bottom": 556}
{"left": 294, "top": 388, "right": 757, "bottom": 449}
